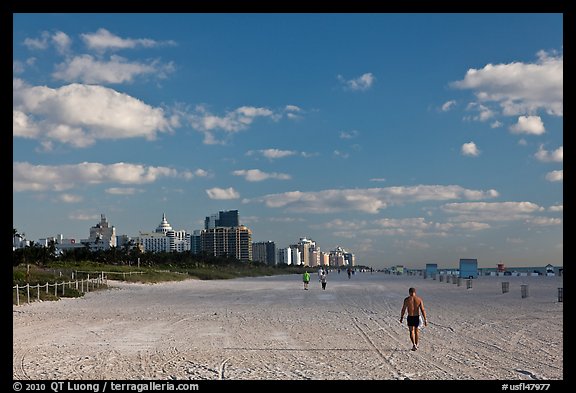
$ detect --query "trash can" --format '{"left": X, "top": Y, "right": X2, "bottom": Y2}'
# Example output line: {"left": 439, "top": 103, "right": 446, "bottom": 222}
{"left": 466, "top": 279, "right": 472, "bottom": 289}
{"left": 558, "top": 288, "right": 563, "bottom": 302}
{"left": 521, "top": 284, "right": 529, "bottom": 298}
{"left": 502, "top": 282, "right": 509, "bottom": 293}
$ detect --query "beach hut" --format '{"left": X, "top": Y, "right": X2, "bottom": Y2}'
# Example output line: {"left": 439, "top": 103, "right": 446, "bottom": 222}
{"left": 425, "top": 263, "right": 438, "bottom": 277}
{"left": 546, "top": 264, "right": 555, "bottom": 276}
{"left": 459, "top": 258, "right": 478, "bottom": 279}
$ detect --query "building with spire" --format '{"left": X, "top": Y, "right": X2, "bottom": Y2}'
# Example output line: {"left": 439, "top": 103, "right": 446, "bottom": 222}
{"left": 138, "top": 213, "right": 190, "bottom": 253}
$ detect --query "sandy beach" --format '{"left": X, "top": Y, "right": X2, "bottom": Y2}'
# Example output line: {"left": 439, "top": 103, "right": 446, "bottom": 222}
{"left": 13, "top": 272, "right": 563, "bottom": 380}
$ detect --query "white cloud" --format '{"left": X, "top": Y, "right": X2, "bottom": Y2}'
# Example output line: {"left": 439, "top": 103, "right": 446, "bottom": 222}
{"left": 370, "top": 178, "right": 386, "bottom": 182}
{"left": 526, "top": 217, "right": 562, "bottom": 226}
{"left": 441, "top": 100, "right": 457, "bottom": 112}
{"left": 81, "top": 28, "right": 176, "bottom": 52}
{"left": 464, "top": 102, "right": 495, "bottom": 122}
{"left": 105, "top": 187, "right": 142, "bottom": 195}
{"left": 13, "top": 162, "right": 190, "bottom": 192}
{"left": 52, "top": 31, "right": 72, "bottom": 54}
{"left": 59, "top": 193, "right": 82, "bottom": 203}
{"left": 247, "top": 148, "right": 298, "bottom": 159}
{"left": 490, "top": 120, "right": 503, "bottom": 128}
{"left": 442, "top": 201, "right": 544, "bottom": 222}
{"left": 339, "top": 130, "right": 359, "bottom": 139}
{"left": 23, "top": 31, "right": 51, "bottom": 50}
{"left": 232, "top": 169, "right": 291, "bottom": 182}
{"left": 23, "top": 31, "right": 72, "bottom": 54}
{"left": 13, "top": 81, "right": 173, "bottom": 148}
{"left": 535, "top": 145, "right": 563, "bottom": 163}
{"left": 337, "top": 72, "right": 375, "bottom": 91}
{"left": 188, "top": 105, "right": 277, "bottom": 144}
{"left": 545, "top": 170, "right": 563, "bottom": 182}
{"left": 333, "top": 150, "right": 350, "bottom": 159}
{"left": 53, "top": 55, "right": 174, "bottom": 84}
{"left": 249, "top": 185, "right": 498, "bottom": 214}
{"left": 69, "top": 213, "right": 100, "bottom": 221}
{"left": 548, "top": 204, "right": 563, "bottom": 212}
{"left": 509, "top": 115, "right": 545, "bottom": 135}
{"left": 461, "top": 142, "right": 480, "bottom": 157}
{"left": 205, "top": 187, "right": 240, "bottom": 200}
{"left": 452, "top": 50, "right": 563, "bottom": 116}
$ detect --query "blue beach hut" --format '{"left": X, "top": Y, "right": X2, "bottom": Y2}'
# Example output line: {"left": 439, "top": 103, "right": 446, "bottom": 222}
{"left": 459, "top": 259, "right": 478, "bottom": 278}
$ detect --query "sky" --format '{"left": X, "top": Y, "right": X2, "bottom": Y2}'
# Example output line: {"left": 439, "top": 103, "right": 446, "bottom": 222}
{"left": 12, "top": 13, "right": 563, "bottom": 268}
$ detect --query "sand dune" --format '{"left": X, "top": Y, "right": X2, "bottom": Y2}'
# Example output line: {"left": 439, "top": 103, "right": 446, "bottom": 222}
{"left": 13, "top": 273, "right": 563, "bottom": 380}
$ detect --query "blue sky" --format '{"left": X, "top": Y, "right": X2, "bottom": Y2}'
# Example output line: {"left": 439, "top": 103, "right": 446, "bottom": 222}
{"left": 13, "top": 13, "right": 563, "bottom": 268}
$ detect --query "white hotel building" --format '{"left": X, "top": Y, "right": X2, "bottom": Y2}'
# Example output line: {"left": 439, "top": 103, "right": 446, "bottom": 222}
{"left": 138, "top": 214, "right": 191, "bottom": 253}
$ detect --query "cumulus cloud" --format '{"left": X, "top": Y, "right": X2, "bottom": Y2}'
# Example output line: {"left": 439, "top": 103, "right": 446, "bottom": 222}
{"left": 548, "top": 204, "right": 563, "bottom": 212}
{"left": 81, "top": 28, "right": 176, "bottom": 52}
{"left": 205, "top": 187, "right": 240, "bottom": 200}
{"left": 442, "top": 201, "right": 544, "bottom": 222}
{"left": 526, "top": 217, "right": 562, "bottom": 226}
{"left": 490, "top": 120, "right": 503, "bottom": 128}
{"left": 13, "top": 81, "right": 173, "bottom": 148}
{"left": 232, "top": 169, "right": 291, "bottom": 182}
{"left": 69, "top": 213, "right": 100, "bottom": 221}
{"left": 545, "top": 170, "right": 563, "bottom": 182}
{"left": 441, "top": 100, "right": 457, "bottom": 112}
{"left": 53, "top": 55, "right": 174, "bottom": 84}
{"left": 535, "top": 145, "right": 563, "bottom": 163}
{"left": 509, "top": 115, "right": 545, "bottom": 135}
{"left": 464, "top": 102, "right": 495, "bottom": 122}
{"left": 59, "top": 193, "right": 83, "bottom": 203}
{"left": 105, "top": 187, "right": 142, "bottom": 195}
{"left": 337, "top": 72, "right": 375, "bottom": 91}
{"left": 248, "top": 185, "right": 498, "bottom": 214}
{"left": 246, "top": 148, "right": 314, "bottom": 160}
{"left": 187, "top": 105, "right": 277, "bottom": 144}
{"left": 13, "top": 162, "right": 191, "bottom": 192}
{"left": 461, "top": 142, "right": 480, "bottom": 157}
{"left": 452, "top": 50, "right": 563, "bottom": 116}
{"left": 340, "top": 130, "right": 359, "bottom": 139}
{"left": 284, "top": 104, "right": 304, "bottom": 120}
{"left": 24, "top": 31, "right": 72, "bottom": 54}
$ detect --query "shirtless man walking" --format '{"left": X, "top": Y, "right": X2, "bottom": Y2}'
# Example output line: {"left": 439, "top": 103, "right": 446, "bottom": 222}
{"left": 400, "top": 287, "right": 428, "bottom": 351}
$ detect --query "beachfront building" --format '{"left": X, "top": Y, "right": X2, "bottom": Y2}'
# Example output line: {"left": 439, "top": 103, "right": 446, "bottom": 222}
{"left": 459, "top": 258, "right": 478, "bottom": 278}
{"left": 277, "top": 247, "right": 292, "bottom": 265}
{"left": 288, "top": 245, "right": 302, "bottom": 265}
{"left": 138, "top": 214, "right": 191, "bottom": 253}
{"left": 296, "top": 237, "right": 316, "bottom": 267}
{"left": 201, "top": 225, "right": 253, "bottom": 262}
{"left": 205, "top": 210, "right": 239, "bottom": 229}
{"left": 329, "top": 246, "right": 356, "bottom": 267}
{"left": 252, "top": 241, "right": 276, "bottom": 265}
{"left": 80, "top": 214, "right": 117, "bottom": 251}
{"left": 190, "top": 230, "right": 202, "bottom": 255}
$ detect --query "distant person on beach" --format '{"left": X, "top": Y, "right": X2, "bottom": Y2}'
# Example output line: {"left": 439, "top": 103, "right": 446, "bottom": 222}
{"left": 303, "top": 270, "right": 310, "bottom": 290}
{"left": 347, "top": 268, "right": 351, "bottom": 279}
{"left": 400, "top": 287, "right": 428, "bottom": 351}
{"left": 318, "top": 268, "right": 324, "bottom": 282}
{"left": 320, "top": 271, "right": 327, "bottom": 290}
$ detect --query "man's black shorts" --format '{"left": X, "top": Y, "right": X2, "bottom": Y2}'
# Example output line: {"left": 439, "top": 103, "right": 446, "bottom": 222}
{"left": 407, "top": 315, "right": 420, "bottom": 327}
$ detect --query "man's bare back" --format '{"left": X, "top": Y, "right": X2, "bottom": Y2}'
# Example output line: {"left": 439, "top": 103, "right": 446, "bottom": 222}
{"left": 403, "top": 294, "right": 424, "bottom": 316}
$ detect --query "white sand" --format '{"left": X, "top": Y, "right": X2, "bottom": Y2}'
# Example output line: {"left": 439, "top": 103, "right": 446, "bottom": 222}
{"left": 13, "top": 273, "right": 563, "bottom": 380}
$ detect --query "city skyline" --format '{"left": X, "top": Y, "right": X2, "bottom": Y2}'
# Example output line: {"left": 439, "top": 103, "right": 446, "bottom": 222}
{"left": 13, "top": 14, "right": 563, "bottom": 268}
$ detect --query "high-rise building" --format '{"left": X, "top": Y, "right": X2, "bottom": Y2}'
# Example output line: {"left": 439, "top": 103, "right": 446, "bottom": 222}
{"left": 81, "top": 214, "right": 117, "bottom": 251}
{"left": 252, "top": 241, "right": 276, "bottom": 265}
{"left": 139, "top": 214, "right": 190, "bottom": 253}
{"left": 204, "top": 210, "right": 239, "bottom": 229}
{"left": 277, "top": 247, "right": 292, "bottom": 265}
{"left": 329, "top": 246, "right": 356, "bottom": 267}
{"left": 201, "top": 225, "right": 252, "bottom": 262}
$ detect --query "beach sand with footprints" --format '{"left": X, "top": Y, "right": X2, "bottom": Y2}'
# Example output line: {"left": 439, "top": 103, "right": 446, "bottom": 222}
{"left": 13, "top": 272, "right": 563, "bottom": 380}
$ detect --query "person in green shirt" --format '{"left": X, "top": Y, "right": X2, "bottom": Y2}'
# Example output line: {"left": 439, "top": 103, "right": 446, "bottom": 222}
{"left": 303, "top": 271, "right": 310, "bottom": 290}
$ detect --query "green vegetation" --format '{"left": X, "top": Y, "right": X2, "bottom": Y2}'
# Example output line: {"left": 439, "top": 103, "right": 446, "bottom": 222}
{"left": 12, "top": 240, "right": 310, "bottom": 305}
